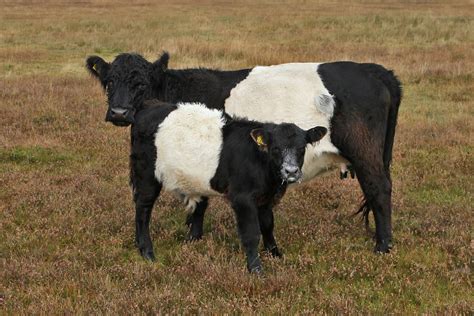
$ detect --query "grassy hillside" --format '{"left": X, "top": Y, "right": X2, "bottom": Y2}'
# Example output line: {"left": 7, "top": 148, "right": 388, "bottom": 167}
{"left": 1, "top": 0, "right": 472, "bottom": 313}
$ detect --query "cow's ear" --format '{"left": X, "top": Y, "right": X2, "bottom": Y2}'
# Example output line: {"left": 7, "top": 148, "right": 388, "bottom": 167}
{"left": 152, "top": 52, "right": 170, "bottom": 82}
{"left": 250, "top": 128, "right": 268, "bottom": 152}
{"left": 86, "top": 56, "right": 109, "bottom": 88}
{"left": 306, "top": 126, "right": 327, "bottom": 144}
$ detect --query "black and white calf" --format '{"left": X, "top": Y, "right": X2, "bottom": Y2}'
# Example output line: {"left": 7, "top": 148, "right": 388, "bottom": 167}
{"left": 127, "top": 100, "right": 326, "bottom": 272}
{"left": 86, "top": 53, "right": 402, "bottom": 253}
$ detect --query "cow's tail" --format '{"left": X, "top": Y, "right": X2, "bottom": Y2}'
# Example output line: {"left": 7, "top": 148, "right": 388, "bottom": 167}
{"left": 356, "top": 64, "right": 402, "bottom": 229}
{"left": 380, "top": 70, "right": 402, "bottom": 178}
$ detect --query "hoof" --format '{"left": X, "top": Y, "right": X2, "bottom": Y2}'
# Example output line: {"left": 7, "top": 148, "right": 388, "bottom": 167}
{"left": 185, "top": 214, "right": 204, "bottom": 241}
{"left": 271, "top": 247, "right": 283, "bottom": 258}
{"left": 247, "top": 257, "right": 263, "bottom": 274}
{"left": 185, "top": 231, "right": 203, "bottom": 242}
{"left": 186, "top": 224, "right": 203, "bottom": 242}
{"left": 140, "top": 249, "right": 156, "bottom": 261}
{"left": 266, "top": 246, "right": 283, "bottom": 258}
{"left": 374, "top": 239, "right": 392, "bottom": 254}
{"left": 249, "top": 265, "right": 264, "bottom": 275}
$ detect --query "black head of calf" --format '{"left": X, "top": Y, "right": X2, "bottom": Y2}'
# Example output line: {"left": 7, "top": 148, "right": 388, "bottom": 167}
{"left": 86, "top": 52, "right": 169, "bottom": 126}
{"left": 250, "top": 123, "right": 327, "bottom": 184}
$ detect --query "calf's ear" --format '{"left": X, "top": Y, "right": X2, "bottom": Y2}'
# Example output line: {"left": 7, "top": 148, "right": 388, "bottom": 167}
{"left": 86, "top": 56, "right": 109, "bottom": 88}
{"left": 250, "top": 128, "right": 268, "bottom": 152}
{"left": 151, "top": 52, "right": 169, "bottom": 84}
{"left": 306, "top": 126, "right": 327, "bottom": 144}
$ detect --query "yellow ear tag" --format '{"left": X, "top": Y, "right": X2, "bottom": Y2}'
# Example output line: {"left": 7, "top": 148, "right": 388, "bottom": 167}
{"left": 256, "top": 135, "right": 265, "bottom": 146}
{"left": 92, "top": 64, "right": 97, "bottom": 72}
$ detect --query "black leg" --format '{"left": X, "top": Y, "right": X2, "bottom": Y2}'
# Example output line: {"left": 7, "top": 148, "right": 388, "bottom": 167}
{"left": 372, "top": 177, "right": 393, "bottom": 253}
{"left": 185, "top": 197, "right": 209, "bottom": 241}
{"left": 354, "top": 167, "right": 393, "bottom": 253}
{"left": 331, "top": 116, "right": 393, "bottom": 253}
{"left": 230, "top": 194, "right": 262, "bottom": 274}
{"left": 134, "top": 182, "right": 161, "bottom": 261}
{"left": 258, "top": 204, "right": 282, "bottom": 258}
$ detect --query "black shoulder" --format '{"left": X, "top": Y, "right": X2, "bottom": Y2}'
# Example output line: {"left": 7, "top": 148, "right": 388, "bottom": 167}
{"left": 133, "top": 102, "right": 177, "bottom": 137}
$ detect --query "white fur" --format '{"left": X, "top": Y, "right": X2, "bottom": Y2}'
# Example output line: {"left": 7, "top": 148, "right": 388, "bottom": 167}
{"left": 154, "top": 103, "right": 224, "bottom": 200}
{"left": 224, "top": 63, "right": 349, "bottom": 181}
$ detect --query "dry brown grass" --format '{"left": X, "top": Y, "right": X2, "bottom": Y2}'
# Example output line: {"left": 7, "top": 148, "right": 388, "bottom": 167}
{"left": 1, "top": 0, "right": 473, "bottom": 314}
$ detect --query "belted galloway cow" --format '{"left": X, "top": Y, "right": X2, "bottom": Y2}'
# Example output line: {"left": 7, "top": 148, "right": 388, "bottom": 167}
{"left": 86, "top": 52, "right": 402, "bottom": 254}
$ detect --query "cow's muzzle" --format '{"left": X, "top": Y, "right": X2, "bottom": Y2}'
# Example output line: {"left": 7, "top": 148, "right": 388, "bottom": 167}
{"left": 105, "top": 107, "right": 135, "bottom": 126}
{"left": 281, "top": 165, "right": 302, "bottom": 184}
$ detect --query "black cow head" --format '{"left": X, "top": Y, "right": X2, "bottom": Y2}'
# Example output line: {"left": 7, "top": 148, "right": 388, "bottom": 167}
{"left": 86, "top": 52, "right": 169, "bottom": 126}
{"left": 251, "top": 124, "right": 327, "bottom": 183}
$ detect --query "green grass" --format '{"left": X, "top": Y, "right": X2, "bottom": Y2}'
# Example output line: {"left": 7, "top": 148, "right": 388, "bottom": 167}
{"left": 0, "top": 146, "right": 73, "bottom": 166}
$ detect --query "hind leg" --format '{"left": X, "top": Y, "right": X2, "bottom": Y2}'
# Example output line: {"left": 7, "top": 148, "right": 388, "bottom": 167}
{"left": 354, "top": 164, "right": 393, "bottom": 253}
{"left": 185, "top": 197, "right": 209, "bottom": 241}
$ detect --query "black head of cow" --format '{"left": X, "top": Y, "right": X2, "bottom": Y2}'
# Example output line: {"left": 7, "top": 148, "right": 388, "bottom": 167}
{"left": 251, "top": 124, "right": 327, "bottom": 183}
{"left": 86, "top": 52, "right": 169, "bottom": 126}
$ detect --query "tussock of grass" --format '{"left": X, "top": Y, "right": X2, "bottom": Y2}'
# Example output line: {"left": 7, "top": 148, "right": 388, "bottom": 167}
{"left": 0, "top": 146, "right": 73, "bottom": 166}
{"left": 1, "top": 0, "right": 473, "bottom": 314}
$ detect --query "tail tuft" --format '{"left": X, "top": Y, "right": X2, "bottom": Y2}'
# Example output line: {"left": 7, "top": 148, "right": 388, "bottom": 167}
{"left": 354, "top": 199, "right": 373, "bottom": 234}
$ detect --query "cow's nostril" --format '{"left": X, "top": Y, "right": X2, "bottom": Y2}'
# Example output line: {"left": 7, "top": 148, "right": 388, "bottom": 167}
{"left": 110, "top": 108, "right": 129, "bottom": 118}
{"left": 285, "top": 166, "right": 299, "bottom": 175}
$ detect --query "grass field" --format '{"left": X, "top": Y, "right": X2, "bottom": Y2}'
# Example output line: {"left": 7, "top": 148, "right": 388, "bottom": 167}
{"left": 1, "top": 0, "right": 473, "bottom": 313}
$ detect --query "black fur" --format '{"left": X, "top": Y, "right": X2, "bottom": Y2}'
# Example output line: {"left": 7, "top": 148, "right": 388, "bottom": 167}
{"left": 86, "top": 52, "right": 402, "bottom": 254}
{"left": 85, "top": 52, "right": 249, "bottom": 125}
{"left": 129, "top": 100, "right": 326, "bottom": 273}
{"left": 318, "top": 62, "right": 402, "bottom": 252}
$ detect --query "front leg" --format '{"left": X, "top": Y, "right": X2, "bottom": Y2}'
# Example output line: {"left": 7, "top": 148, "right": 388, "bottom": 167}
{"left": 134, "top": 182, "right": 161, "bottom": 261}
{"left": 258, "top": 204, "right": 282, "bottom": 258}
{"left": 230, "top": 194, "right": 262, "bottom": 274}
{"left": 131, "top": 149, "right": 162, "bottom": 261}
